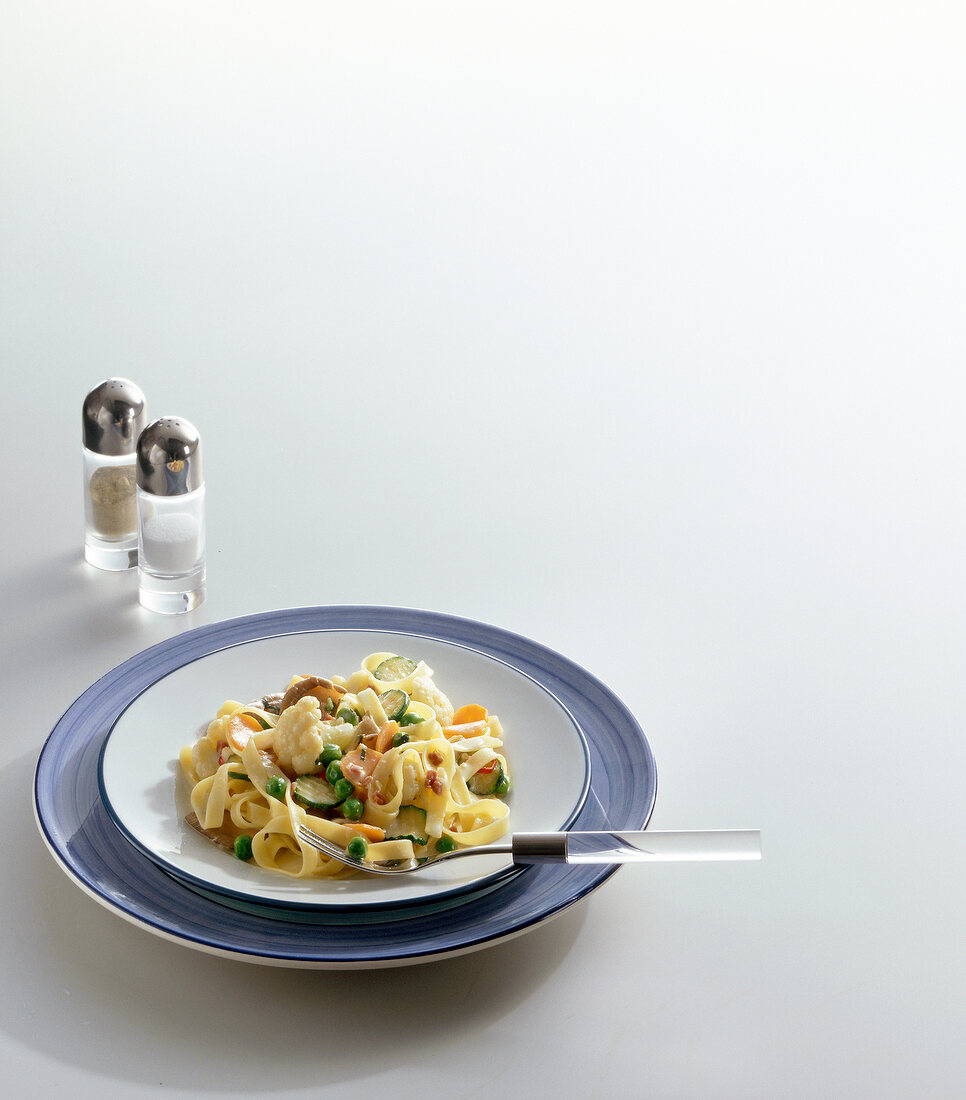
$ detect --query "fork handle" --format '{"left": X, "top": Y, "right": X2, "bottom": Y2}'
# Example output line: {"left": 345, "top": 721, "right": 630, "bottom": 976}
{"left": 512, "top": 833, "right": 569, "bottom": 862}
{"left": 512, "top": 829, "right": 761, "bottom": 864}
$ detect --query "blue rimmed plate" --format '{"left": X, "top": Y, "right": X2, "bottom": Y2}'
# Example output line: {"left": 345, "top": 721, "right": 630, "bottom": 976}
{"left": 99, "top": 627, "right": 590, "bottom": 911}
{"left": 34, "top": 606, "right": 656, "bottom": 968}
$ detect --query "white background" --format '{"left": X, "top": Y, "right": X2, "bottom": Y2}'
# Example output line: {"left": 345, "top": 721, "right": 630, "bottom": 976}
{"left": 2, "top": 2, "right": 965, "bottom": 1096}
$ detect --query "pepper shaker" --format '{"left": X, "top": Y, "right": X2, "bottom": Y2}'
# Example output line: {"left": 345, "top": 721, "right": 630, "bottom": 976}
{"left": 136, "top": 416, "right": 206, "bottom": 614}
{"left": 82, "top": 378, "right": 148, "bottom": 570}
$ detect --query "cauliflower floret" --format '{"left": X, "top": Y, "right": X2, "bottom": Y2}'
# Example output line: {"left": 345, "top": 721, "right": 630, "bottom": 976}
{"left": 191, "top": 738, "right": 220, "bottom": 781}
{"left": 409, "top": 676, "right": 455, "bottom": 725}
{"left": 205, "top": 714, "right": 229, "bottom": 745}
{"left": 319, "top": 720, "right": 362, "bottom": 752}
{"left": 273, "top": 696, "right": 326, "bottom": 776}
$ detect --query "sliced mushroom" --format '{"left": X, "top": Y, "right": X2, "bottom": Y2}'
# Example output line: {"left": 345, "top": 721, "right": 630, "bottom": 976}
{"left": 278, "top": 675, "right": 346, "bottom": 713}
{"left": 185, "top": 812, "right": 237, "bottom": 852}
{"left": 259, "top": 693, "right": 284, "bottom": 714}
{"left": 357, "top": 713, "right": 380, "bottom": 746}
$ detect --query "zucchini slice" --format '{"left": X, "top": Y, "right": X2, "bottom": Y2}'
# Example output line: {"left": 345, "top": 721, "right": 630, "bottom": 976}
{"left": 377, "top": 688, "right": 409, "bottom": 720}
{"left": 467, "top": 761, "right": 505, "bottom": 797}
{"left": 385, "top": 805, "right": 429, "bottom": 846}
{"left": 292, "top": 774, "right": 344, "bottom": 811}
{"left": 374, "top": 656, "right": 417, "bottom": 682}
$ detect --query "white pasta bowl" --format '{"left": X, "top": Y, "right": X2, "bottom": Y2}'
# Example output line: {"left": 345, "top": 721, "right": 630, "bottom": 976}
{"left": 98, "top": 627, "right": 591, "bottom": 911}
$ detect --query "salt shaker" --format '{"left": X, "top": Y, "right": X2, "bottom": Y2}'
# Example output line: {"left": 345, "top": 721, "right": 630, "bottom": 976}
{"left": 82, "top": 378, "right": 148, "bottom": 570}
{"left": 136, "top": 416, "right": 206, "bottom": 613}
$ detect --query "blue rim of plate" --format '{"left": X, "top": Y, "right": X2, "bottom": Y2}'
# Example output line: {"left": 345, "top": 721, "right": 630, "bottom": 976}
{"left": 33, "top": 606, "right": 657, "bottom": 967}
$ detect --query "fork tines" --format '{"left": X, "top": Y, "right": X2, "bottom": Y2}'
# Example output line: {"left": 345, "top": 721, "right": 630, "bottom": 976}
{"left": 297, "top": 824, "right": 340, "bottom": 856}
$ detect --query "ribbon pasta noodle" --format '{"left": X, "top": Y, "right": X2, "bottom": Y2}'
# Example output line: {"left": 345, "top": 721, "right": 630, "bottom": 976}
{"left": 178, "top": 653, "right": 512, "bottom": 876}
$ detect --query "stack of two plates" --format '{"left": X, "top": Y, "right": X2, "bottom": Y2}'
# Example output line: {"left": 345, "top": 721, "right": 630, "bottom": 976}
{"left": 33, "top": 607, "right": 656, "bottom": 968}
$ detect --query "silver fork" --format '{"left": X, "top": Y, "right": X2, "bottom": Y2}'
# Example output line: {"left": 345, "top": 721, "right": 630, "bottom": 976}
{"left": 295, "top": 824, "right": 761, "bottom": 875}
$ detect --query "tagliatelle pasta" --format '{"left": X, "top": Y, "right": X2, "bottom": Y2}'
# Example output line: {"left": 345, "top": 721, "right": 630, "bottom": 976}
{"left": 178, "top": 653, "right": 512, "bottom": 876}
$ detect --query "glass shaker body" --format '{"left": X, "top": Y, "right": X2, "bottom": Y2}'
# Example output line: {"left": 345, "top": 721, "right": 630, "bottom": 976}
{"left": 136, "top": 416, "right": 206, "bottom": 614}
{"left": 83, "top": 447, "right": 139, "bottom": 570}
{"left": 82, "top": 378, "right": 147, "bottom": 570}
{"left": 137, "top": 485, "right": 206, "bottom": 613}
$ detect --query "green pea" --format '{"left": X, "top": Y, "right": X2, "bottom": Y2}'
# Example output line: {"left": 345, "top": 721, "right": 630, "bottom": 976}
{"left": 316, "top": 744, "right": 343, "bottom": 767}
{"left": 398, "top": 712, "right": 425, "bottom": 727}
{"left": 325, "top": 760, "right": 343, "bottom": 785}
{"left": 342, "top": 798, "right": 364, "bottom": 820}
{"left": 337, "top": 707, "right": 360, "bottom": 727}
{"left": 333, "top": 777, "right": 354, "bottom": 802}
{"left": 391, "top": 730, "right": 411, "bottom": 747}
{"left": 494, "top": 774, "right": 511, "bottom": 797}
{"left": 346, "top": 836, "right": 368, "bottom": 861}
{"left": 265, "top": 775, "right": 287, "bottom": 799}
{"left": 233, "top": 834, "right": 254, "bottom": 860}
{"left": 435, "top": 836, "right": 457, "bottom": 854}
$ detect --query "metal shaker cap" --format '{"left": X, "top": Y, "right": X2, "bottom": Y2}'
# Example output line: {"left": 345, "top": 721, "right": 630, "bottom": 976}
{"left": 82, "top": 378, "right": 148, "bottom": 455}
{"left": 136, "top": 416, "right": 204, "bottom": 496}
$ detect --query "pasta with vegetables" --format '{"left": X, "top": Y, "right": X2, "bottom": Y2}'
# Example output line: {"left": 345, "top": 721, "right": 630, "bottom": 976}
{"left": 178, "top": 653, "right": 512, "bottom": 875}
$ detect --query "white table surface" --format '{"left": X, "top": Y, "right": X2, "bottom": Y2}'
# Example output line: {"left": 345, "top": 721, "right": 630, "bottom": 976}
{"left": 3, "top": 2, "right": 965, "bottom": 1096}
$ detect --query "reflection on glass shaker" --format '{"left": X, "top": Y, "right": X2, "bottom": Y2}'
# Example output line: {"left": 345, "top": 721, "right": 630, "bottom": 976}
{"left": 136, "top": 416, "right": 206, "bottom": 614}
{"left": 82, "top": 379, "right": 147, "bottom": 570}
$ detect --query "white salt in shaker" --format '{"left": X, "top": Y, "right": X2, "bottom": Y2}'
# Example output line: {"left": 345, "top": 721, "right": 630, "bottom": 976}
{"left": 136, "top": 416, "right": 206, "bottom": 614}
{"left": 82, "top": 378, "right": 147, "bottom": 570}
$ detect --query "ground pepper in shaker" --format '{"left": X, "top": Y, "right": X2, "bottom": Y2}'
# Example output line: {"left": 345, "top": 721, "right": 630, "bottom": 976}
{"left": 82, "top": 378, "right": 147, "bottom": 570}
{"left": 136, "top": 416, "right": 206, "bottom": 614}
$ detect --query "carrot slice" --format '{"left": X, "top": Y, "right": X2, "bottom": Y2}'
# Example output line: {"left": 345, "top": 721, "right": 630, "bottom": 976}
{"left": 442, "top": 720, "right": 488, "bottom": 739}
{"left": 340, "top": 745, "right": 384, "bottom": 800}
{"left": 452, "top": 704, "right": 487, "bottom": 725}
{"left": 375, "top": 721, "right": 398, "bottom": 754}
{"left": 226, "top": 712, "right": 262, "bottom": 753}
{"left": 337, "top": 821, "right": 386, "bottom": 843}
